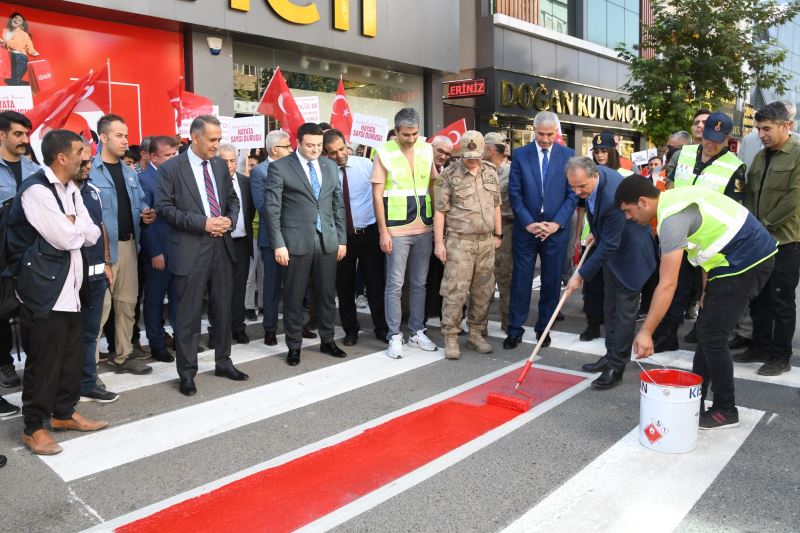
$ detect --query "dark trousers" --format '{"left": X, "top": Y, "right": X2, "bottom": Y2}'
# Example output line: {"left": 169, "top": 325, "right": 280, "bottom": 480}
{"left": 751, "top": 243, "right": 800, "bottom": 362}
{"left": 582, "top": 250, "right": 605, "bottom": 326}
{"left": 260, "top": 247, "right": 283, "bottom": 333}
{"left": 336, "top": 225, "right": 387, "bottom": 337}
{"left": 662, "top": 252, "right": 696, "bottom": 330}
{"left": 283, "top": 235, "right": 337, "bottom": 350}
{"left": 603, "top": 268, "right": 640, "bottom": 371}
{"left": 693, "top": 259, "right": 774, "bottom": 410}
{"left": 231, "top": 238, "right": 251, "bottom": 334}
{"left": 9, "top": 52, "right": 27, "bottom": 85}
{"left": 20, "top": 308, "right": 83, "bottom": 435}
{"left": 143, "top": 260, "right": 176, "bottom": 352}
{"left": 508, "top": 226, "right": 568, "bottom": 336}
{"left": 424, "top": 252, "right": 445, "bottom": 323}
{"left": 173, "top": 237, "right": 234, "bottom": 381}
{"left": 0, "top": 320, "right": 12, "bottom": 367}
{"left": 132, "top": 251, "right": 146, "bottom": 343}
{"left": 81, "top": 279, "right": 107, "bottom": 394}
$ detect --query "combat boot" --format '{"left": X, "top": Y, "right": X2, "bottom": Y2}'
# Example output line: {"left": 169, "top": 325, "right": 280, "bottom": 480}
{"left": 466, "top": 331, "right": 493, "bottom": 354}
{"left": 444, "top": 336, "right": 460, "bottom": 360}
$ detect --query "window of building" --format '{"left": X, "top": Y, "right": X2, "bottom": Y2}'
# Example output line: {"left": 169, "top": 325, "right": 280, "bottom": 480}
{"left": 586, "top": 0, "right": 639, "bottom": 53}
{"left": 539, "top": 0, "right": 570, "bottom": 35}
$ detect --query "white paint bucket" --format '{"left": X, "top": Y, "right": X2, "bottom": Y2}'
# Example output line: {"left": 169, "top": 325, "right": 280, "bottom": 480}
{"left": 639, "top": 369, "right": 703, "bottom": 454}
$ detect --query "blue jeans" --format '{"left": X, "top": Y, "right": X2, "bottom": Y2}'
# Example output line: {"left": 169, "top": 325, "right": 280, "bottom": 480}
{"left": 384, "top": 232, "right": 432, "bottom": 336}
{"left": 81, "top": 278, "right": 108, "bottom": 394}
{"left": 143, "top": 261, "right": 177, "bottom": 352}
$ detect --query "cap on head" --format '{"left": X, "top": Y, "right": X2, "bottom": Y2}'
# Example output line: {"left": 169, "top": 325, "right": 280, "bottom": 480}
{"left": 483, "top": 131, "right": 505, "bottom": 146}
{"left": 460, "top": 130, "right": 484, "bottom": 159}
{"left": 591, "top": 131, "right": 616, "bottom": 150}
{"left": 702, "top": 112, "right": 733, "bottom": 143}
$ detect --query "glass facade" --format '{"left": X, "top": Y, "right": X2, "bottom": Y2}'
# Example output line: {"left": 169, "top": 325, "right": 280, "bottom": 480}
{"left": 764, "top": 16, "right": 800, "bottom": 133}
{"left": 586, "top": 0, "right": 639, "bottom": 53}
{"left": 539, "top": 0, "right": 570, "bottom": 35}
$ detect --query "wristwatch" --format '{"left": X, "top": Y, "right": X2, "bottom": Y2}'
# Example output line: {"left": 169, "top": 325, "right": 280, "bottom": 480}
{"left": 104, "top": 259, "right": 112, "bottom": 266}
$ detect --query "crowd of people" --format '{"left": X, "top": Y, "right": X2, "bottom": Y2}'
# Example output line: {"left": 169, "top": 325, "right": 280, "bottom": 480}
{"left": 0, "top": 97, "right": 796, "bottom": 461}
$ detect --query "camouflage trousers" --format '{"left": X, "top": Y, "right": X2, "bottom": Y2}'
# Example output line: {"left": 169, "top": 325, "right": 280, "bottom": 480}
{"left": 440, "top": 235, "right": 495, "bottom": 336}
{"left": 493, "top": 222, "right": 514, "bottom": 330}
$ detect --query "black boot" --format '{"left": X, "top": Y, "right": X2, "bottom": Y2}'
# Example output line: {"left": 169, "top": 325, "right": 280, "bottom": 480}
{"left": 580, "top": 324, "right": 601, "bottom": 341}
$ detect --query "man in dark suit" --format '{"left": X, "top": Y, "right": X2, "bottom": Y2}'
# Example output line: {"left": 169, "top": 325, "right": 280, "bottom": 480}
{"left": 138, "top": 136, "right": 179, "bottom": 363}
{"left": 505, "top": 111, "right": 577, "bottom": 349}
{"left": 564, "top": 158, "right": 657, "bottom": 389}
{"left": 219, "top": 143, "right": 255, "bottom": 344}
{"left": 155, "top": 115, "right": 248, "bottom": 396}
{"left": 266, "top": 122, "right": 348, "bottom": 366}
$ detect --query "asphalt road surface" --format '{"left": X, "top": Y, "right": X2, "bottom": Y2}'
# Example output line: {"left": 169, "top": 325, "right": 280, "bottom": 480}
{"left": 1, "top": 281, "right": 798, "bottom": 533}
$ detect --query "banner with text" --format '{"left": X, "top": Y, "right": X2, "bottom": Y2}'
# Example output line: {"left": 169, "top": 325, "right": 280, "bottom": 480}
{"left": 0, "top": 86, "right": 33, "bottom": 114}
{"left": 228, "top": 116, "right": 265, "bottom": 149}
{"left": 295, "top": 96, "right": 320, "bottom": 123}
{"left": 350, "top": 113, "right": 388, "bottom": 148}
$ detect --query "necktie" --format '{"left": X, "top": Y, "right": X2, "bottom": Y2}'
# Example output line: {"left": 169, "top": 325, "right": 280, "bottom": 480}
{"left": 201, "top": 160, "right": 221, "bottom": 217}
{"left": 341, "top": 166, "right": 354, "bottom": 235}
{"left": 541, "top": 148, "right": 549, "bottom": 190}
{"left": 308, "top": 161, "right": 322, "bottom": 232}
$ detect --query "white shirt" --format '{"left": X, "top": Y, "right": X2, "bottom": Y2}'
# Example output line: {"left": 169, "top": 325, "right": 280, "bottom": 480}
{"left": 296, "top": 150, "right": 322, "bottom": 189}
{"left": 338, "top": 155, "right": 376, "bottom": 228}
{"left": 21, "top": 166, "right": 101, "bottom": 312}
{"left": 230, "top": 173, "right": 247, "bottom": 238}
{"left": 187, "top": 147, "right": 221, "bottom": 217}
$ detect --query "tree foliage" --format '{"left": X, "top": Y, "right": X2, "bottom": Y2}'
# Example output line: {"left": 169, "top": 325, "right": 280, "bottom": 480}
{"left": 616, "top": 0, "right": 800, "bottom": 145}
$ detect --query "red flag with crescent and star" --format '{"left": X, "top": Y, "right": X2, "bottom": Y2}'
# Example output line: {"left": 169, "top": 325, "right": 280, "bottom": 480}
{"left": 427, "top": 118, "right": 467, "bottom": 150}
{"left": 258, "top": 67, "right": 306, "bottom": 148}
{"left": 329, "top": 77, "right": 353, "bottom": 141}
{"left": 167, "top": 80, "right": 214, "bottom": 134}
{"left": 28, "top": 64, "right": 110, "bottom": 133}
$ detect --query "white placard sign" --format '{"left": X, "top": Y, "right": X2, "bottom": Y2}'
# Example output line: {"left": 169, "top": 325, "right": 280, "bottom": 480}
{"left": 218, "top": 115, "right": 233, "bottom": 144}
{"left": 179, "top": 105, "right": 219, "bottom": 138}
{"left": 631, "top": 149, "right": 650, "bottom": 167}
{"left": 350, "top": 113, "right": 389, "bottom": 148}
{"left": 229, "top": 116, "right": 265, "bottom": 149}
{"left": 0, "top": 86, "right": 33, "bottom": 114}
{"left": 295, "top": 96, "right": 320, "bottom": 123}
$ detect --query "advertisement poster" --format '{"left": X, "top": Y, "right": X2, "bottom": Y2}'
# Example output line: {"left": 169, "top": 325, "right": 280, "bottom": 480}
{"left": 0, "top": 3, "right": 183, "bottom": 144}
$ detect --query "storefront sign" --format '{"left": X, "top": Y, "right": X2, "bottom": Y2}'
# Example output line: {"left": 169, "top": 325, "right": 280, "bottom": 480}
{"left": 349, "top": 112, "right": 388, "bottom": 148}
{"left": 444, "top": 79, "right": 486, "bottom": 99}
{"left": 499, "top": 79, "right": 647, "bottom": 126}
{"left": 228, "top": 115, "right": 266, "bottom": 149}
{"left": 0, "top": 86, "right": 33, "bottom": 113}
{"left": 229, "top": 0, "right": 377, "bottom": 37}
{"left": 295, "top": 96, "right": 321, "bottom": 123}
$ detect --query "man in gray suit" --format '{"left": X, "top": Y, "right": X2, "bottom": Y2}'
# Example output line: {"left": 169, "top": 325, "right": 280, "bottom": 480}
{"left": 266, "top": 122, "right": 347, "bottom": 366}
{"left": 155, "top": 115, "right": 248, "bottom": 396}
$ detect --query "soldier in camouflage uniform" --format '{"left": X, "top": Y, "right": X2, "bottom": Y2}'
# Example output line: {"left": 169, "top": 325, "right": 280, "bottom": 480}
{"left": 483, "top": 132, "right": 513, "bottom": 332}
{"left": 434, "top": 131, "right": 502, "bottom": 359}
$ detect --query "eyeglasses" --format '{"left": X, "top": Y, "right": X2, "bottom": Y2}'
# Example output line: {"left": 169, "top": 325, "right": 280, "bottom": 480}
{"left": 276, "top": 145, "right": 292, "bottom": 150}
{"left": 436, "top": 148, "right": 452, "bottom": 157}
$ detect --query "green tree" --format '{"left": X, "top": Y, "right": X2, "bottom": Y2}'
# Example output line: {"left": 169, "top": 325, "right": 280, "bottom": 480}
{"left": 616, "top": 0, "right": 800, "bottom": 145}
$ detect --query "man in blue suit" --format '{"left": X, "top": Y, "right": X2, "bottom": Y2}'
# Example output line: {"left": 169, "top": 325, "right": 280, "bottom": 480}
{"left": 138, "top": 136, "right": 179, "bottom": 362}
{"left": 505, "top": 111, "right": 577, "bottom": 349}
{"left": 565, "top": 157, "right": 657, "bottom": 389}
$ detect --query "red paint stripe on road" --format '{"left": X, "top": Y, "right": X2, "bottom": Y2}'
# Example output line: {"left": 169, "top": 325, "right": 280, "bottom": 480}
{"left": 117, "top": 367, "right": 583, "bottom": 533}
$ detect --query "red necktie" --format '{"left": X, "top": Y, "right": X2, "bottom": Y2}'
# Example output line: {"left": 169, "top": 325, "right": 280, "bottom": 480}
{"left": 202, "top": 160, "right": 221, "bottom": 217}
{"left": 341, "top": 166, "right": 354, "bottom": 235}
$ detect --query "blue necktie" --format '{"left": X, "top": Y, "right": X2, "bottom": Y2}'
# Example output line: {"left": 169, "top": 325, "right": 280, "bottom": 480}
{"left": 541, "top": 148, "right": 549, "bottom": 190}
{"left": 308, "top": 161, "right": 322, "bottom": 232}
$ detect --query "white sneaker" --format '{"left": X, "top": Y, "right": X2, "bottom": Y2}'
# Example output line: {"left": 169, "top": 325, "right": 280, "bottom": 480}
{"left": 356, "top": 295, "right": 369, "bottom": 309}
{"left": 409, "top": 330, "right": 438, "bottom": 351}
{"left": 386, "top": 333, "right": 404, "bottom": 359}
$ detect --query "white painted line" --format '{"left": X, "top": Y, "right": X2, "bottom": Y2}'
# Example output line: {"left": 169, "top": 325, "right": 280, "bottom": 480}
{"left": 43, "top": 345, "right": 444, "bottom": 482}
{"left": 500, "top": 407, "right": 765, "bottom": 533}
{"left": 85, "top": 362, "right": 592, "bottom": 532}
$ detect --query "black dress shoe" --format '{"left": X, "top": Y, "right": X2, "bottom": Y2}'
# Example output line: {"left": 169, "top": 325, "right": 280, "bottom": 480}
{"left": 287, "top": 349, "right": 301, "bottom": 366}
{"left": 591, "top": 368, "right": 624, "bottom": 389}
{"left": 214, "top": 365, "right": 249, "bottom": 381}
{"left": 320, "top": 341, "right": 347, "bottom": 358}
{"left": 302, "top": 327, "right": 318, "bottom": 339}
{"left": 582, "top": 356, "right": 608, "bottom": 373}
{"left": 151, "top": 349, "right": 175, "bottom": 363}
{"left": 535, "top": 331, "right": 551, "bottom": 348}
{"left": 556, "top": 312, "right": 565, "bottom": 322}
{"left": 375, "top": 329, "right": 389, "bottom": 343}
{"left": 264, "top": 332, "right": 278, "bottom": 346}
{"left": 579, "top": 325, "right": 601, "bottom": 342}
{"left": 233, "top": 331, "right": 250, "bottom": 344}
{"left": 732, "top": 348, "right": 769, "bottom": 363}
{"left": 245, "top": 309, "right": 258, "bottom": 321}
{"left": 729, "top": 335, "right": 751, "bottom": 350}
{"left": 0, "top": 454, "right": 6, "bottom": 468}
{"left": 179, "top": 377, "right": 197, "bottom": 396}
{"left": 343, "top": 332, "right": 358, "bottom": 346}
{"left": 503, "top": 335, "right": 522, "bottom": 349}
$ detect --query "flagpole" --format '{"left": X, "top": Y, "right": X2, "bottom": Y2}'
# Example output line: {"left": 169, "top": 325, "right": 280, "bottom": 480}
{"left": 106, "top": 58, "right": 112, "bottom": 113}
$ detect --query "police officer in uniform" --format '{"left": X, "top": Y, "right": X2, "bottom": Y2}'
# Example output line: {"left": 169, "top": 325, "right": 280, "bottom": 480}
{"left": 434, "top": 131, "right": 502, "bottom": 359}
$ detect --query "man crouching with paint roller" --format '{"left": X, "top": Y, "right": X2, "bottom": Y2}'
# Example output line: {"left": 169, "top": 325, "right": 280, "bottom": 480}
{"left": 617, "top": 176, "right": 777, "bottom": 429}
{"left": 563, "top": 158, "right": 656, "bottom": 390}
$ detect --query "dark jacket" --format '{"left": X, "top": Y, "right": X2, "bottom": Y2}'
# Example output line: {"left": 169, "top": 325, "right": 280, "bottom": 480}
{"left": 139, "top": 163, "right": 170, "bottom": 260}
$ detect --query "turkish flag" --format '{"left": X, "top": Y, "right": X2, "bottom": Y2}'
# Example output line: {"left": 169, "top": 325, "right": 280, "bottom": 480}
{"left": 257, "top": 67, "right": 306, "bottom": 147}
{"left": 427, "top": 118, "right": 467, "bottom": 150}
{"left": 329, "top": 77, "right": 353, "bottom": 141}
{"left": 28, "top": 64, "right": 110, "bottom": 133}
{"left": 167, "top": 81, "right": 214, "bottom": 130}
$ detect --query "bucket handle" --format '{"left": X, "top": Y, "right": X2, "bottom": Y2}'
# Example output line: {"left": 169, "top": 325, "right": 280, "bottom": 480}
{"left": 633, "top": 357, "right": 670, "bottom": 384}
